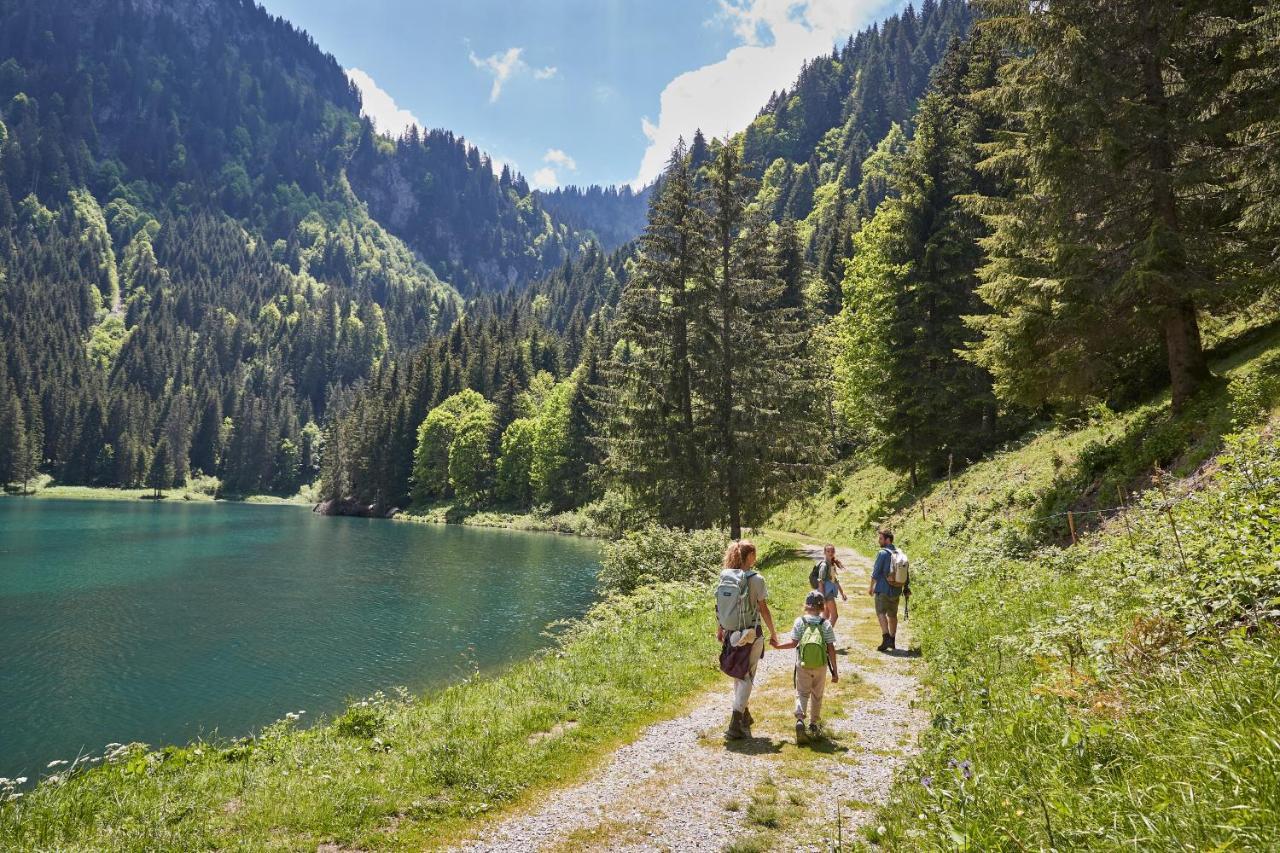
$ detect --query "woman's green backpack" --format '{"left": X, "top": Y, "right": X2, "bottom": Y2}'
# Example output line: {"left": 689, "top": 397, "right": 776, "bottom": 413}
{"left": 798, "top": 620, "right": 828, "bottom": 669}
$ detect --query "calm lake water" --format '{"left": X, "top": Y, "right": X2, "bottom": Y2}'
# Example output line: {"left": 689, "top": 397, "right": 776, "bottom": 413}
{"left": 0, "top": 498, "right": 600, "bottom": 778}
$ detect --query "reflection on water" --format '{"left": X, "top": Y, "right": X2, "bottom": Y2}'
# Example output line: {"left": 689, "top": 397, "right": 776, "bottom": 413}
{"left": 0, "top": 499, "right": 600, "bottom": 778}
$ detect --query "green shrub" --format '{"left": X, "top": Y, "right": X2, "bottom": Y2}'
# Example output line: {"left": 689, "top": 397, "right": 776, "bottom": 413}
{"left": 598, "top": 526, "right": 728, "bottom": 594}
{"left": 334, "top": 700, "right": 387, "bottom": 740}
{"left": 1228, "top": 351, "right": 1280, "bottom": 427}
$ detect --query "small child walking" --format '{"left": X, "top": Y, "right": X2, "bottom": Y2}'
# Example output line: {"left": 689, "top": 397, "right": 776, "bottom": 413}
{"left": 770, "top": 590, "right": 839, "bottom": 744}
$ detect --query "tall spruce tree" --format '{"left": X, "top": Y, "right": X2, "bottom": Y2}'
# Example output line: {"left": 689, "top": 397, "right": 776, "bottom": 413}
{"left": 838, "top": 91, "right": 998, "bottom": 485}
{"left": 1228, "top": 2, "right": 1280, "bottom": 275}
{"left": 602, "top": 141, "right": 709, "bottom": 529}
{"left": 967, "top": 0, "right": 1257, "bottom": 412}
{"left": 695, "top": 144, "right": 826, "bottom": 537}
{"left": 0, "top": 389, "right": 24, "bottom": 489}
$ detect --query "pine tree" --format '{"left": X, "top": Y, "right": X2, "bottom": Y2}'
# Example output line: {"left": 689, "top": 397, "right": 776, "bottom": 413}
{"left": 1228, "top": 2, "right": 1280, "bottom": 275}
{"left": 968, "top": 0, "right": 1257, "bottom": 412}
{"left": 697, "top": 144, "right": 828, "bottom": 536}
{"left": 148, "top": 436, "right": 174, "bottom": 498}
{"left": 775, "top": 218, "right": 806, "bottom": 310}
{"left": 602, "top": 141, "right": 709, "bottom": 529}
{"left": 0, "top": 389, "right": 24, "bottom": 489}
{"left": 838, "top": 92, "right": 998, "bottom": 485}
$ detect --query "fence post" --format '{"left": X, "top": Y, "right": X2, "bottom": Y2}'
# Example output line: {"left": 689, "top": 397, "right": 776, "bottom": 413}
{"left": 1067, "top": 510, "right": 1078, "bottom": 545}
{"left": 1116, "top": 485, "right": 1134, "bottom": 547}
{"left": 1154, "top": 466, "right": 1190, "bottom": 574}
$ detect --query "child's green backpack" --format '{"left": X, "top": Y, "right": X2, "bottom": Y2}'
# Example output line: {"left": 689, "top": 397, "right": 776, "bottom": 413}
{"left": 798, "top": 620, "right": 828, "bottom": 669}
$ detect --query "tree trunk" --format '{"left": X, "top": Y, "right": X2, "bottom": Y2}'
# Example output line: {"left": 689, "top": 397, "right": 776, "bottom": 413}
{"left": 1140, "top": 16, "right": 1210, "bottom": 413}
{"left": 1164, "top": 299, "right": 1211, "bottom": 413}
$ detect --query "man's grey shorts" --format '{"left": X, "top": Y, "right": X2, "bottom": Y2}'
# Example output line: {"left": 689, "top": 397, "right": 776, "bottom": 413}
{"left": 874, "top": 593, "right": 900, "bottom": 618}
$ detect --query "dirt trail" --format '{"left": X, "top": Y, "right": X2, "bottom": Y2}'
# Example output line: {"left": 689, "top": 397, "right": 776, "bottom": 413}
{"left": 452, "top": 544, "right": 924, "bottom": 852}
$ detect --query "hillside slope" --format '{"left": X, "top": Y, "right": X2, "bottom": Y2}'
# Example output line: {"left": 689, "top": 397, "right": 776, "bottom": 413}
{"left": 771, "top": 329, "right": 1280, "bottom": 849}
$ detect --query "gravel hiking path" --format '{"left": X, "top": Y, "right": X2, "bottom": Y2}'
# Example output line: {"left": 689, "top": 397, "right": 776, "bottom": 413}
{"left": 452, "top": 544, "right": 924, "bottom": 853}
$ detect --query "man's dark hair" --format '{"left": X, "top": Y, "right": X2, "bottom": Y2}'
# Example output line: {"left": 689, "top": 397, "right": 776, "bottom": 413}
{"left": 878, "top": 529, "right": 894, "bottom": 542}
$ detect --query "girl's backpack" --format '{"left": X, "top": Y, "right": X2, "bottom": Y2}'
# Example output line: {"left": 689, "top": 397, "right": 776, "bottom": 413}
{"left": 808, "top": 560, "right": 825, "bottom": 590}
{"left": 798, "top": 620, "right": 828, "bottom": 669}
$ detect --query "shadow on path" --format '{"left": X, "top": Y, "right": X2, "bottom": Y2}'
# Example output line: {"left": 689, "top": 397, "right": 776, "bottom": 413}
{"left": 723, "top": 736, "right": 784, "bottom": 756}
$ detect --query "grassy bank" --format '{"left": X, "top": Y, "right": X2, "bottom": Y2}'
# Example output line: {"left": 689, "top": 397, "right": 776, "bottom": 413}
{"left": 4, "top": 476, "right": 315, "bottom": 506}
{"left": 870, "top": 411, "right": 1280, "bottom": 850}
{"left": 768, "top": 333, "right": 1280, "bottom": 849}
{"left": 0, "top": 535, "right": 811, "bottom": 850}
{"left": 396, "top": 503, "right": 608, "bottom": 537}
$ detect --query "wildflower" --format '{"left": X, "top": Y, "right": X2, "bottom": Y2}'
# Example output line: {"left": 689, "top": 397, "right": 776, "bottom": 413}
{"left": 47, "top": 759, "right": 68, "bottom": 768}
{"left": 921, "top": 775, "right": 933, "bottom": 789}
{"left": 960, "top": 760, "right": 973, "bottom": 779}
{"left": 15, "top": 777, "right": 26, "bottom": 784}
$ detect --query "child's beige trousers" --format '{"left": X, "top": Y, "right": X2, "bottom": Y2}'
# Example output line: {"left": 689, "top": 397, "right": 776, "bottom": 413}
{"left": 794, "top": 664, "right": 828, "bottom": 723}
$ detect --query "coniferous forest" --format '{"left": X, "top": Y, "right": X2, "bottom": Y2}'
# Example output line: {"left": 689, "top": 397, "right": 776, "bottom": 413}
{"left": 1, "top": 0, "right": 1275, "bottom": 540}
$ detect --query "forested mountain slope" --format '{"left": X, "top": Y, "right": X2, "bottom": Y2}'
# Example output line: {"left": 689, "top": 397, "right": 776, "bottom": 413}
{"left": 0, "top": 0, "right": 635, "bottom": 495}
{"left": 320, "top": 1, "right": 974, "bottom": 519}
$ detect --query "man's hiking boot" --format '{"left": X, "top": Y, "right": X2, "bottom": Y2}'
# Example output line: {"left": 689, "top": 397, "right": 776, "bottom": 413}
{"left": 726, "top": 710, "right": 747, "bottom": 740}
{"left": 795, "top": 720, "right": 808, "bottom": 745}
{"left": 743, "top": 707, "right": 754, "bottom": 728}
{"left": 809, "top": 722, "right": 821, "bottom": 739}
{"left": 889, "top": 634, "right": 897, "bottom": 650}
{"left": 877, "top": 633, "right": 892, "bottom": 652}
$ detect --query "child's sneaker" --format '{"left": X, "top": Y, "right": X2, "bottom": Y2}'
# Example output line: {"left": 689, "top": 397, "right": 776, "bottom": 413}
{"left": 795, "top": 720, "right": 808, "bottom": 744}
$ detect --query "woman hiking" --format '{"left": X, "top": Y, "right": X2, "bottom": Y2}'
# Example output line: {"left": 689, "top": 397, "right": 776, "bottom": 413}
{"left": 714, "top": 540, "right": 779, "bottom": 740}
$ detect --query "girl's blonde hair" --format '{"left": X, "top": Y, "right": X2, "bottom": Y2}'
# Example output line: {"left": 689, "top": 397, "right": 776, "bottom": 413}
{"left": 724, "top": 539, "right": 757, "bottom": 569}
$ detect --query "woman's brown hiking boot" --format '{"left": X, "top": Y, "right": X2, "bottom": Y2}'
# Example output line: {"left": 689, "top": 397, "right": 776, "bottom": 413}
{"left": 743, "top": 707, "right": 754, "bottom": 727}
{"left": 726, "top": 710, "right": 747, "bottom": 740}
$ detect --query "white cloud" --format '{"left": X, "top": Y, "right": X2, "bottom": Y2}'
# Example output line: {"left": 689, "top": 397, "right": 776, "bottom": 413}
{"left": 631, "top": 0, "right": 893, "bottom": 187}
{"left": 531, "top": 167, "right": 560, "bottom": 191}
{"left": 346, "top": 68, "right": 422, "bottom": 137}
{"left": 531, "top": 148, "right": 578, "bottom": 190}
{"left": 543, "top": 148, "right": 577, "bottom": 171}
{"left": 469, "top": 46, "right": 557, "bottom": 103}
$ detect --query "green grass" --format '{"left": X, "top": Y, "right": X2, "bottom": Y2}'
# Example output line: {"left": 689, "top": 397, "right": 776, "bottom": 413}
{"left": 765, "top": 331, "right": 1280, "bottom": 850}
{"left": 398, "top": 502, "right": 608, "bottom": 537}
{"left": 4, "top": 476, "right": 316, "bottom": 506}
{"left": 871, "top": 415, "right": 1280, "bottom": 850}
{"left": 0, "top": 535, "right": 811, "bottom": 850}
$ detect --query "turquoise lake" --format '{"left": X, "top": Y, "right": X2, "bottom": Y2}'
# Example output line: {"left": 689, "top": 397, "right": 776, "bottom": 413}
{"left": 0, "top": 498, "right": 601, "bottom": 779}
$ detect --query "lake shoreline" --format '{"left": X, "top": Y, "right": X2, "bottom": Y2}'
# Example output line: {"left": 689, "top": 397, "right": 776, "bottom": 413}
{"left": 0, "top": 533, "right": 809, "bottom": 849}
{"left": 4, "top": 482, "right": 312, "bottom": 506}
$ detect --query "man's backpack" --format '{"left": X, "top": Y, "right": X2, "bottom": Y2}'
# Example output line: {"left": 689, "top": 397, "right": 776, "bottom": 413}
{"left": 888, "top": 548, "right": 910, "bottom": 587}
{"left": 715, "top": 569, "right": 759, "bottom": 631}
{"left": 798, "top": 619, "right": 828, "bottom": 669}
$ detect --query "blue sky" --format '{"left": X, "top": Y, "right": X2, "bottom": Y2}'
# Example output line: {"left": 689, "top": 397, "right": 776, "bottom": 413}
{"left": 260, "top": 0, "right": 904, "bottom": 189}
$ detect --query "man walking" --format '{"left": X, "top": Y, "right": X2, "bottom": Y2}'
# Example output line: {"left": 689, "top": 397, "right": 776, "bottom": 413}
{"left": 868, "top": 529, "right": 901, "bottom": 652}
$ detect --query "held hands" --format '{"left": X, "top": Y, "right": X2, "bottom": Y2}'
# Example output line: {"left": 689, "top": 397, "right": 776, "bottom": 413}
{"left": 769, "top": 634, "right": 780, "bottom": 648}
